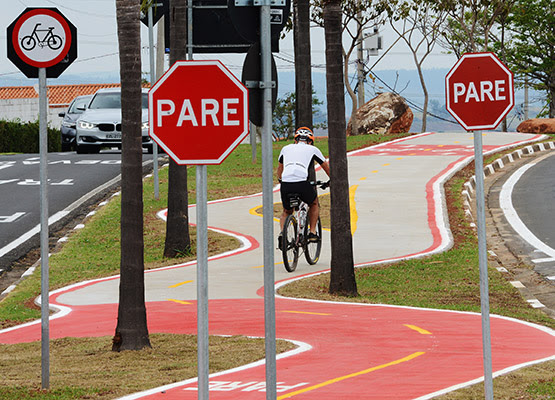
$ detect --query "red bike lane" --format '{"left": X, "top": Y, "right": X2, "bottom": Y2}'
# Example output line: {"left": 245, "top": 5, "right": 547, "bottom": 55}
{"left": 1, "top": 132, "right": 554, "bottom": 399}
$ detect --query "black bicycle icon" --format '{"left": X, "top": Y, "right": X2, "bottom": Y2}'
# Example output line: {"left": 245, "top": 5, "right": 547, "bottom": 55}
{"left": 20, "top": 23, "right": 63, "bottom": 51}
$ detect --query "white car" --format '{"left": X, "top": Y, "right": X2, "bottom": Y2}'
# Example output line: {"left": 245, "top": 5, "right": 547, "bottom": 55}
{"left": 75, "top": 88, "right": 152, "bottom": 154}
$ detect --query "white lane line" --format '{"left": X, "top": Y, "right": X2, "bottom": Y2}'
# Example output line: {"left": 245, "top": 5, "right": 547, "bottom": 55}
{"left": 0, "top": 211, "right": 69, "bottom": 259}
{"left": 499, "top": 163, "right": 555, "bottom": 259}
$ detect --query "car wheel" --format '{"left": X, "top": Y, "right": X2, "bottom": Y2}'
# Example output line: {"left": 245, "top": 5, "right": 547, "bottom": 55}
{"left": 76, "top": 144, "right": 89, "bottom": 154}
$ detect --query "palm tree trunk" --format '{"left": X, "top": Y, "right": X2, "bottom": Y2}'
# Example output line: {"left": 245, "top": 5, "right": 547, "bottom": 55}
{"left": 164, "top": 0, "right": 192, "bottom": 257}
{"left": 323, "top": 0, "right": 358, "bottom": 296}
{"left": 113, "top": 0, "right": 151, "bottom": 351}
{"left": 294, "top": 0, "right": 313, "bottom": 128}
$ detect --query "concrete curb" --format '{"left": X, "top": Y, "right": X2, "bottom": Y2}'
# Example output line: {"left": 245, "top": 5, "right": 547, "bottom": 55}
{"left": 462, "top": 140, "right": 555, "bottom": 316}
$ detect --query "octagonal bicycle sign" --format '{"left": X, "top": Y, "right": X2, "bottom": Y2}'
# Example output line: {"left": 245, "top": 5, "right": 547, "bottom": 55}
{"left": 9, "top": 8, "right": 73, "bottom": 69}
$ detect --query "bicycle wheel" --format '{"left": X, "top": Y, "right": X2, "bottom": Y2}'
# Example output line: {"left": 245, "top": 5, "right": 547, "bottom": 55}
{"left": 21, "top": 36, "right": 36, "bottom": 51}
{"left": 48, "top": 34, "right": 63, "bottom": 50}
{"left": 282, "top": 214, "right": 299, "bottom": 272}
{"left": 304, "top": 217, "right": 322, "bottom": 265}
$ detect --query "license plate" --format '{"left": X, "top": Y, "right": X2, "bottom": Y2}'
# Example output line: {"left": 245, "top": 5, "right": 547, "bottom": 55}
{"left": 106, "top": 133, "right": 122, "bottom": 139}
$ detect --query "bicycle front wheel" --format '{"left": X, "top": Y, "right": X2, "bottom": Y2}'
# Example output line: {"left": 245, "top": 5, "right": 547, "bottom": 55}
{"left": 48, "top": 35, "right": 63, "bottom": 50}
{"left": 282, "top": 214, "right": 299, "bottom": 272}
{"left": 304, "top": 217, "right": 322, "bottom": 265}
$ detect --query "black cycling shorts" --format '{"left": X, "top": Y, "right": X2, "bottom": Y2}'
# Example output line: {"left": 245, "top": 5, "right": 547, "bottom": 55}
{"left": 280, "top": 181, "right": 317, "bottom": 210}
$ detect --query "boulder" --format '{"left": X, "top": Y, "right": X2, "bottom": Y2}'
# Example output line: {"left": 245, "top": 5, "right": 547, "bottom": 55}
{"left": 346, "top": 92, "right": 413, "bottom": 135}
{"left": 516, "top": 118, "right": 555, "bottom": 134}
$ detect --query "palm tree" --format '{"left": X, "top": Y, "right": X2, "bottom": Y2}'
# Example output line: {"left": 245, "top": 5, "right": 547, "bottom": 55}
{"left": 294, "top": 0, "right": 313, "bottom": 128}
{"left": 323, "top": 0, "right": 358, "bottom": 296}
{"left": 112, "top": 0, "right": 151, "bottom": 351}
{"left": 164, "top": 0, "right": 192, "bottom": 258}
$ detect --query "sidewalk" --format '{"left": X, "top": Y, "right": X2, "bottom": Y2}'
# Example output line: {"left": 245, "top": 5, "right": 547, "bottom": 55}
{"left": 1, "top": 131, "right": 554, "bottom": 399}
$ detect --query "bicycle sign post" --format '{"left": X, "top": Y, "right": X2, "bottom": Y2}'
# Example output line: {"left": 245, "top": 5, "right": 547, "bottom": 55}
{"left": 6, "top": 8, "right": 77, "bottom": 391}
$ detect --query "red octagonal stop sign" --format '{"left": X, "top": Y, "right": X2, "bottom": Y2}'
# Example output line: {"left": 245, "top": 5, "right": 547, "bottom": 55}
{"left": 149, "top": 60, "right": 249, "bottom": 165}
{"left": 445, "top": 52, "right": 514, "bottom": 131}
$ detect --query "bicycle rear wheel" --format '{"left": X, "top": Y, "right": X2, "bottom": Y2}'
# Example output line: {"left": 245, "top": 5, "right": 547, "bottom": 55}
{"left": 282, "top": 214, "right": 299, "bottom": 272}
{"left": 304, "top": 217, "right": 322, "bottom": 265}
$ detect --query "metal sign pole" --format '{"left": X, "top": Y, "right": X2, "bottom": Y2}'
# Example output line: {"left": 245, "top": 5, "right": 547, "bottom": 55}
{"left": 473, "top": 130, "right": 494, "bottom": 400}
{"left": 260, "top": 2, "right": 277, "bottom": 399}
{"left": 196, "top": 165, "right": 209, "bottom": 400}
{"left": 186, "top": 1, "right": 209, "bottom": 398}
{"left": 38, "top": 66, "right": 50, "bottom": 390}
{"left": 148, "top": 5, "right": 160, "bottom": 200}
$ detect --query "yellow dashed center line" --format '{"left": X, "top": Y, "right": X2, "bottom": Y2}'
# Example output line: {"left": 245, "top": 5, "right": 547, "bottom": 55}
{"left": 349, "top": 185, "right": 358, "bottom": 235}
{"left": 167, "top": 299, "right": 192, "bottom": 305}
{"left": 168, "top": 280, "right": 193, "bottom": 288}
{"left": 404, "top": 324, "right": 432, "bottom": 335}
{"left": 277, "top": 352, "right": 426, "bottom": 399}
{"left": 282, "top": 310, "right": 332, "bottom": 316}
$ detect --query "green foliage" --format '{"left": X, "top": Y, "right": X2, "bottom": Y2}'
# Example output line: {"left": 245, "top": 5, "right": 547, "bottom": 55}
{"left": 503, "top": 0, "right": 554, "bottom": 116}
{"left": 272, "top": 91, "right": 326, "bottom": 140}
{"left": 0, "top": 119, "right": 61, "bottom": 153}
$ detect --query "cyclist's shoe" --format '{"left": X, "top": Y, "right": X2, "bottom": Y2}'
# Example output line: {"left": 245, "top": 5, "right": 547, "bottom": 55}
{"left": 307, "top": 232, "right": 319, "bottom": 243}
{"left": 278, "top": 234, "right": 283, "bottom": 250}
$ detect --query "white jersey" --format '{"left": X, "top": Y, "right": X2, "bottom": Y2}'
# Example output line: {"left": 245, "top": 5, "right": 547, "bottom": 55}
{"left": 278, "top": 142, "right": 326, "bottom": 182}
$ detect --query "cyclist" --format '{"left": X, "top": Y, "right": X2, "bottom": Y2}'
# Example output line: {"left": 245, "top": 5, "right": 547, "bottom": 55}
{"left": 277, "top": 127, "right": 330, "bottom": 249}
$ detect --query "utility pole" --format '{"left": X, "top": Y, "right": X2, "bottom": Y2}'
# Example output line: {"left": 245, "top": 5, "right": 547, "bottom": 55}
{"left": 356, "top": 7, "right": 365, "bottom": 107}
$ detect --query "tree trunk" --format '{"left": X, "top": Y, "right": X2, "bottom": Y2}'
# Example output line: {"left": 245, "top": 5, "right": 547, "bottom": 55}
{"left": 549, "top": 70, "right": 555, "bottom": 118}
{"left": 294, "top": 0, "right": 313, "bottom": 128}
{"left": 113, "top": 0, "right": 151, "bottom": 351}
{"left": 343, "top": 47, "right": 358, "bottom": 135}
{"left": 415, "top": 62, "right": 428, "bottom": 133}
{"left": 323, "top": 0, "right": 358, "bottom": 296}
{"left": 164, "top": 0, "right": 192, "bottom": 258}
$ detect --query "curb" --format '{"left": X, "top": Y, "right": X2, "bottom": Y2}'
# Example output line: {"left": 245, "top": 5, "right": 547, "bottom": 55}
{"left": 462, "top": 140, "right": 555, "bottom": 316}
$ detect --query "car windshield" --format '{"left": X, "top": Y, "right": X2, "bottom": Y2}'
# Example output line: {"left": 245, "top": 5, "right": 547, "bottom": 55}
{"left": 68, "top": 97, "right": 91, "bottom": 114}
{"left": 88, "top": 92, "right": 149, "bottom": 109}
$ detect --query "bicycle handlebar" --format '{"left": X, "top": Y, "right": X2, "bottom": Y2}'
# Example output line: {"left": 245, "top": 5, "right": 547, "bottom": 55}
{"left": 313, "top": 180, "right": 330, "bottom": 190}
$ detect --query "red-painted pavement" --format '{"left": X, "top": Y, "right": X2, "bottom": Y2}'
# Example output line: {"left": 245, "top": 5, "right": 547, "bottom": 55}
{"left": 1, "top": 132, "right": 554, "bottom": 400}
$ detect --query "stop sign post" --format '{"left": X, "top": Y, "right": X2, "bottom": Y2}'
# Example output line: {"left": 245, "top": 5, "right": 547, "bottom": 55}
{"left": 149, "top": 60, "right": 249, "bottom": 164}
{"left": 446, "top": 52, "right": 516, "bottom": 400}
{"left": 149, "top": 60, "right": 248, "bottom": 397}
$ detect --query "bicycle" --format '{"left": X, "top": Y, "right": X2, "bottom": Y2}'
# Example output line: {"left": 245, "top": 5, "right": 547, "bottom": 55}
{"left": 280, "top": 180, "right": 330, "bottom": 272}
{"left": 20, "top": 23, "right": 63, "bottom": 51}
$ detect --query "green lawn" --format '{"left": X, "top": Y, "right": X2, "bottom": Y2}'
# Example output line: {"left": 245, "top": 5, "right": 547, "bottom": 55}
{"left": 1, "top": 132, "right": 554, "bottom": 399}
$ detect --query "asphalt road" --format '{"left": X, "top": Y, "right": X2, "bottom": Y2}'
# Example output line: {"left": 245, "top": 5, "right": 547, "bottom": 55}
{"left": 502, "top": 152, "right": 555, "bottom": 281}
{"left": 0, "top": 149, "right": 157, "bottom": 273}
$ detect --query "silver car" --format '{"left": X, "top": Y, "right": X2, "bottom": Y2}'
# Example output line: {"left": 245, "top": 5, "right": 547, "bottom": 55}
{"left": 75, "top": 88, "right": 152, "bottom": 154}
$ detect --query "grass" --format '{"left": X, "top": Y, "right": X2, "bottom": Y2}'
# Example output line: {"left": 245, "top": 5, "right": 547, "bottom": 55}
{"left": 0, "top": 133, "right": 412, "bottom": 398}
{"left": 1, "top": 133, "right": 554, "bottom": 398}
{"left": 0, "top": 333, "right": 294, "bottom": 400}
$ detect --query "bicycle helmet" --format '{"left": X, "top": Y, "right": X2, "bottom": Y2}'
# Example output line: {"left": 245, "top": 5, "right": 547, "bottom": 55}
{"left": 294, "top": 127, "right": 315, "bottom": 144}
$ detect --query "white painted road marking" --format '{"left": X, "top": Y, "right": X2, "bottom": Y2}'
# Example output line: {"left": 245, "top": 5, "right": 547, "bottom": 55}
{"left": 0, "top": 211, "right": 69, "bottom": 259}
{"left": 0, "top": 212, "right": 26, "bottom": 223}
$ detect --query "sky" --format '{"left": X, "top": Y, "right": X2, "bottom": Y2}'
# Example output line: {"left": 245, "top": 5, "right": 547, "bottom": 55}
{"left": 0, "top": 0, "right": 459, "bottom": 87}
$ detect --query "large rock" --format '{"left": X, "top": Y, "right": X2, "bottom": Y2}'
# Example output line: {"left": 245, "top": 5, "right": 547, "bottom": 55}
{"left": 516, "top": 118, "right": 555, "bottom": 134}
{"left": 346, "top": 92, "right": 413, "bottom": 135}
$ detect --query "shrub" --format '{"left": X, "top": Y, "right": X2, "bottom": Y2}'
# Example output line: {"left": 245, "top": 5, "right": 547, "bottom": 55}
{"left": 0, "top": 119, "right": 61, "bottom": 153}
